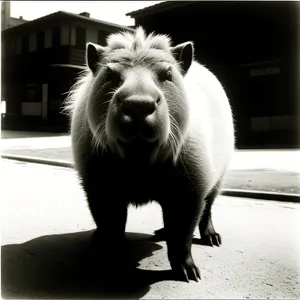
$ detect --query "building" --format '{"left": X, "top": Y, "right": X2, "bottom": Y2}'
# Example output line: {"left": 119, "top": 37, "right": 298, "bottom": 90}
{"left": 1, "top": 9, "right": 134, "bottom": 131}
{"left": 127, "top": 1, "right": 300, "bottom": 149}
{"left": 1, "top": 2, "right": 28, "bottom": 30}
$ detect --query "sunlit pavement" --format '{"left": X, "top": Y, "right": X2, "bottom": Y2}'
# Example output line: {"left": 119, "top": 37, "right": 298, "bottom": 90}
{"left": 1, "top": 132, "right": 300, "bottom": 172}
{"left": 1, "top": 159, "right": 300, "bottom": 299}
{"left": 2, "top": 132, "right": 300, "bottom": 196}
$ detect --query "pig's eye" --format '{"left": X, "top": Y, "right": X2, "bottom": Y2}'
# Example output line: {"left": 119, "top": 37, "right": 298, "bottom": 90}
{"left": 165, "top": 70, "right": 172, "bottom": 81}
{"left": 159, "top": 67, "right": 173, "bottom": 82}
{"left": 105, "top": 66, "right": 121, "bottom": 83}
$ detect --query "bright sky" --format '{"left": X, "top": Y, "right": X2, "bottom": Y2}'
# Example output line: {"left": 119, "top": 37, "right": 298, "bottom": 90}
{"left": 10, "top": 1, "right": 163, "bottom": 26}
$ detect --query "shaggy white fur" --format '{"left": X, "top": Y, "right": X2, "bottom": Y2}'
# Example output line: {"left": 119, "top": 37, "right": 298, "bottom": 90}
{"left": 64, "top": 26, "right": 235, "bottom": 196}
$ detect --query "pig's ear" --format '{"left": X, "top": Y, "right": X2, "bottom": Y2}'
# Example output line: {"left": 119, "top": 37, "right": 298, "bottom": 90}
{"left": 86, "top": 42, "right": 105, "bottom": 74}
{"left": 171, "top": 41, "right": 194, "bottom": 75}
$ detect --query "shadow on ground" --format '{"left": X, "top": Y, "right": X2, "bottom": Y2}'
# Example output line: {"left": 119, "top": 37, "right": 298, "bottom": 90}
{"left": 1, "top": 230, "right": 178, "bottom": 299}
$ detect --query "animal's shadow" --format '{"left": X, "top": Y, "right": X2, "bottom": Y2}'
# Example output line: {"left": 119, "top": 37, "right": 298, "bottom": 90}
{"left": 1, "top": 230, "right": 176, "bottom": 299}
{"left": 1, "top": 228, "right": 211, "bottom": 299}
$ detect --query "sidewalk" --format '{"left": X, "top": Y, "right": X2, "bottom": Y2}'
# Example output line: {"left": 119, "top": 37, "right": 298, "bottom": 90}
{"left": 1, "top": 130, "right": 300, "bottom": 196}
{"left": 2, "top": 159, "right": 299, "bottom": 299}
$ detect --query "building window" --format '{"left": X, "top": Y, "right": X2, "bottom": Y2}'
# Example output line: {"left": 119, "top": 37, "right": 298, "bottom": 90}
{"left": 10, "top": 39, "right": 15, "bottom": 56}
{"left": 24, "top": 84, "right": 39, "bottom": 102}
{"left": 76, "top": 27, "right": 86, "bottom": 48}
{"left": 22, "top": 35, "right": 29, "bottom": 53}
{"left": 37, "top": 30, "right": 45, "bottom": 50}
{"left": 52, "top": 26, "right": 61, "bottom": 47}
{"left": 2, "top": 38, "right": 15, "bottom": 57}
{"left": 1, "top": 100, "right": 6, "bottom": 115}
{"left": 98, "top": 31, "right": 107, "bottom": 45}
{"left": 15, "top": 37, "right": 22, "bottom": 55}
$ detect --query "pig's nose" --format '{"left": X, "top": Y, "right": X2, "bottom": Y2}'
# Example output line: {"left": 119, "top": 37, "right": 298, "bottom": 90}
{"left": 118, "top": 95, "right": 160, "bottom": 119}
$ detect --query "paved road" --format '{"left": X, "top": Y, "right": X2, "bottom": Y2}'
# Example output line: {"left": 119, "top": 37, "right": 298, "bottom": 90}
{"left": 2, "top": 133, "right": 300, "bottom": 194}
{"left": 2, "top": 133, "right": 300, "bottom": 172}
{"left": 1, "top": 159, "right": 300, "bottom": 299}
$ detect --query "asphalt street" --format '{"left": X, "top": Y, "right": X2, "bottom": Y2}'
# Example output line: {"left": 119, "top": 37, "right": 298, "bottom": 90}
{"left": 2, "top": 132, "right": 300, "bottom": 195}
{"left": 1, "top": 158, "right": 300, "bottom": 299}
{"left": 2, "top": 133, "right": 300, "bottom": 172}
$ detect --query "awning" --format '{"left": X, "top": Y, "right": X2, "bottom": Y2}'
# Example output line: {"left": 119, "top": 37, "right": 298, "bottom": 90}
{"left": 49, "top": 64, "right": 86, "bottom": 70}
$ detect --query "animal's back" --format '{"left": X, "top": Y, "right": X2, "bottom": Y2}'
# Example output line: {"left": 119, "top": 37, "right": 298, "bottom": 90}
{"left": 183, "top": 61, "right": 235, "bottom": 190}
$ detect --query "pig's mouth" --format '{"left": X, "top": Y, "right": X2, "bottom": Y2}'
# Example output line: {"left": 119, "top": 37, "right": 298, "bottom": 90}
{"left": 117, "top": 136, "right": 158, "bottom": 149}
{"left": 117, "top": 136, "right": 159, "bottom": 161}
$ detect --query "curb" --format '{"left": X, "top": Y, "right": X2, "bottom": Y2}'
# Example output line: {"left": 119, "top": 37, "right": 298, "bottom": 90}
{"left": 1, "top": 154, "right": 73, "bottom": 169}
{"left": 2, "top": 153, "right": 300, "bottom": 203}
{"left": 220, "top": 189, "right": 300, "bottom": 203}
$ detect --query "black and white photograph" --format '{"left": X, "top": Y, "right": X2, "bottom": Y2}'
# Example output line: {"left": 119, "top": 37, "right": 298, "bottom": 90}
{"left": 1, "top": 1, "right": 300, "bottom": 299}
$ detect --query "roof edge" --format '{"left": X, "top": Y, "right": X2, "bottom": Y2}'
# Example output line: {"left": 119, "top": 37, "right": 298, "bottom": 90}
{"left": 126, "top": 1, "right": 193, "bottom": 18}
{"left": 2, "top": 10, "right": 134, "bottom": 35}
